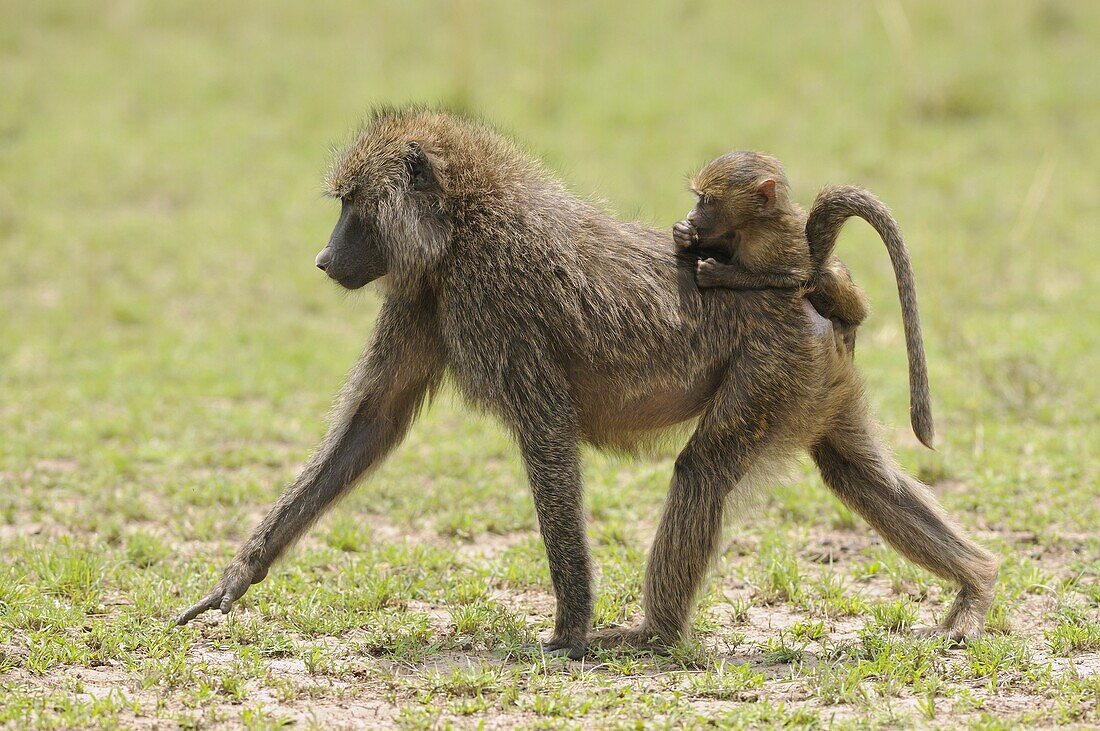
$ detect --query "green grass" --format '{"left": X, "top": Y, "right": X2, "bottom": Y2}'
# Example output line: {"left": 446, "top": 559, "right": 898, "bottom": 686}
{"left": 2, "top": 0, "right": 1099, "bottom": 728}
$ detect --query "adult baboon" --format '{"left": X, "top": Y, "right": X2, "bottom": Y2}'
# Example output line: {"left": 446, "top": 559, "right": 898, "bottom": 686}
{"left": 177, "top": 108, "right": 997, "bottom": 656}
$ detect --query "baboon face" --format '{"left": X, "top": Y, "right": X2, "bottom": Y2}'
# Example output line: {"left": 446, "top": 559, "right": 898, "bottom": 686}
{"left": 315, "top": 198, "right": 389, "bottom": 289}
{"left": 319, "top": 133, "right": 453, "bottom": 289}
{"left": 684, "top": 192, "right": 747, "bottom": 244}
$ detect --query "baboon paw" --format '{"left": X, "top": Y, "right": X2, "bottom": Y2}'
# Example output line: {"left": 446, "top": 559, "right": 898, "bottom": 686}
{"left": 672, "top": 221, "right": 697, "bottom": 250}
{"left": 175, "top": 562, "right": 263, "bottom": 625}
{"left": 913, "top": 620, "right": 984, "bottom": 647}
{"left": 540, "top": 639, "right": 586, "bottom": 661}
{"left": 695, "top": 258, "right": 720, "bottom": 288}
{"left": 516, "top": 638, "right": 586, "bottom": 660}
{"left": 587, "top": 626, "right": 669, "bottom": 654}
{"left": 914, "top": 588, "right": 992, "bottom": 646}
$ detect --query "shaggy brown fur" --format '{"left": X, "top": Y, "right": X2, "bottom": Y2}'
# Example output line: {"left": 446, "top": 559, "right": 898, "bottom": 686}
{"left": 673, "top": 152, "right": 934, "bottom": 448}
{"left": 176, "top": 108, "right": 996, "bottom": 656}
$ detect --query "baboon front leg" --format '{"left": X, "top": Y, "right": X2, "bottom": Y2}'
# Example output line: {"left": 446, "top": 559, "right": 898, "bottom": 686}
{"left": 811, "top": 414, "right": 998, "bottom": 643}
{"left": 176, "top": 300, "right": 443, "bottom": 624}
{"left": 518, "top": 428, "right": 592, "bottom": 659}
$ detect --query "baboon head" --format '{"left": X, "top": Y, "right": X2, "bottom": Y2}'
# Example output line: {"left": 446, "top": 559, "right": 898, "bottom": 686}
{"left": 686, "top": 151, "right": 791, "bottom": 243}
{"left": 316, "top": 110, "right": 458, "bottom": 290}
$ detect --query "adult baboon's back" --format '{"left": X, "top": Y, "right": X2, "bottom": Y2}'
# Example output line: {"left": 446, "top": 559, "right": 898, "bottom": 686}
{"left": 178, "top": 108, "right": 996, "bottom": 656}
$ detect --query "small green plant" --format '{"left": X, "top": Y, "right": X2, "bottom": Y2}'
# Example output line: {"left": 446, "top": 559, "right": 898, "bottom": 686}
{"left": 870, "top": 600, "right": 918, "bottom": 632}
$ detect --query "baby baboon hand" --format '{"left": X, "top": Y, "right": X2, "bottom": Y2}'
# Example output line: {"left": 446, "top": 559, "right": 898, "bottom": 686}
{"left": 672, "top": 220, "right": 698, "bottom": 249}
{"left": 175, "top": 560, "right": 268, "bottom": 625}
{"left": 695, "top": 257, "right": 722, "bottom": 288}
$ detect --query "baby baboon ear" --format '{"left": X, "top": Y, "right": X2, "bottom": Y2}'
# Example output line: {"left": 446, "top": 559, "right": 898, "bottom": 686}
{"left": 756, "top": 178, "right": 777, "bottom": 212}
{"left": 406, "top": 141, "right": 439, "bottom": 191}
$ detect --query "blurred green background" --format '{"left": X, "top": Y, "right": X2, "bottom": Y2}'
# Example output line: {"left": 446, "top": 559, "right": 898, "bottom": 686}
{"left": 1, "top": 1, "right": 1098, "bottom": 727}
{"left": 2, "top": 1, "right": 1097, "bottom": 460}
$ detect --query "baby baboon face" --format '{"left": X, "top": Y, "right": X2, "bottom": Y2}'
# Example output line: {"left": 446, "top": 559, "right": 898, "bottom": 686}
{"left": 684, "top": 193, "right": 743, "bottom": 245}
{"left": 686, "top": 151, "right": 787, "bottom": 244}
{"left": 319, "top": 128, "right": 453, "bottom": 289}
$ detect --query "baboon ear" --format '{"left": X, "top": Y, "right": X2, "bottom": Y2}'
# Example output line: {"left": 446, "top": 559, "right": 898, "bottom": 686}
{"left": 405, "top": 141, "right": 438, "bottom": 191}
{"left": 756, "top": 179, "right": 777, "bottom": 212}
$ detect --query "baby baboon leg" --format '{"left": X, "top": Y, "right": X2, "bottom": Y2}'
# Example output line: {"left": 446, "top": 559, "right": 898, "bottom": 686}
{"left": 811, "top": 409, "right": 997, "bottom": 642}
{"left": 810, "top": 259, "right": 870, "bottom": 328}
{"left": 696, "top": 258, "right": 803, "bottom": 290}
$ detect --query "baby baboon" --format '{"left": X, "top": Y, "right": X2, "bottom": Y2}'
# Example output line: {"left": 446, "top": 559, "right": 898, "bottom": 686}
{"left": 673, "top": 151, "right": 934, "bottom": 448}
{"left": 176, "top": 108, "right": 997, "bottom": 656}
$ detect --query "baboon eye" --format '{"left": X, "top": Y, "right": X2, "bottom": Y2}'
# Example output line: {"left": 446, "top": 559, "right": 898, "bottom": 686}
{"left": 406, "top": 141, "right": 434, "bottom": 191}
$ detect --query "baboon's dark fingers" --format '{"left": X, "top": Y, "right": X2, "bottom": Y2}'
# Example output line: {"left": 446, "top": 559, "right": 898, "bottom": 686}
{"left": 513, "top": 641, "right": 584, "bottom": 661}
{"left": 540, "top": 640, "right": 586, "bottom": 661}
{"left": 175, "top": 567, "right": 256, "bottom": 625}
{"left": 695, "top": 258, "right": 722, "bottom": 288}
{"left": 175, "top": 590, "right": 222, "bottom": 625}
{"left": 672, "top": 221, "right": 697, "bottom": 249}
{"left": 913, "top": 624, "right": 972, "bottom": 647}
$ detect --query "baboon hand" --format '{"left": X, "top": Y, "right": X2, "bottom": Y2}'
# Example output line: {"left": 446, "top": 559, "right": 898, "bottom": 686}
{"left": 672, "top": 220, "right": 698, "bottom": 249}
{"left": 175, "top": 560, "right": 268, "bottom": 625}
{"left": 695, "top": 258, "right": 722, "bottom": 288}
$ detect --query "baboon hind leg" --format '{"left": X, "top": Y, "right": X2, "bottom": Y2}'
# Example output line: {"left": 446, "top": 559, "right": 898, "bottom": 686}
{"left": 589, "top": 382, "right": 780, "bottom": 652}
{"left": 811, "top": 408, "right": 998, "bottom": 643}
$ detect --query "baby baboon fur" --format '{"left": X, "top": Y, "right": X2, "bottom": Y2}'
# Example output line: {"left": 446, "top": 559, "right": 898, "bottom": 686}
{"left": 176, "top": 108, "right": 997, "bottom": 656}
{"left": 673, "top": 151, "right": 934, "bottom": 448}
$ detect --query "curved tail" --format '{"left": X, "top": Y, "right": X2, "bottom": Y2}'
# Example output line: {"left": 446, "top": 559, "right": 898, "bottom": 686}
{"left": 806, "top": 185, "right": 935, "bottom": 449}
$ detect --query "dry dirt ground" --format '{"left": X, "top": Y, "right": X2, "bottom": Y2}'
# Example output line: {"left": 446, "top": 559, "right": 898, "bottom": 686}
{"left": 3, "top": 471, "right": 1100, "bottom": 730}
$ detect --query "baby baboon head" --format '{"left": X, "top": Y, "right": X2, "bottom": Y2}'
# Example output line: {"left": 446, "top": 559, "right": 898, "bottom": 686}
{"left": 686, "top": 151, "right": 792, "bottom": 242}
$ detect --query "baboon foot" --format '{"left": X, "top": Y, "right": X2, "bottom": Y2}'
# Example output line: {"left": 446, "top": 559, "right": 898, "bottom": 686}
{"left": 586, "top": 624, "right": 671, "bottom": 654}
{"left": 695, "top": 258, "right": 722, "bottom": 288}
{"left": 914, "top": 589, "right": 992, "bottom": 646}
{"left": 914, "top": 619, "right": 982, "bottom": 646}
